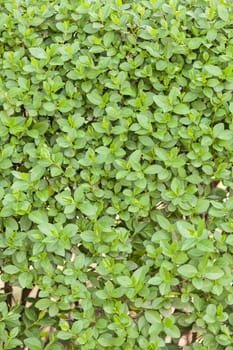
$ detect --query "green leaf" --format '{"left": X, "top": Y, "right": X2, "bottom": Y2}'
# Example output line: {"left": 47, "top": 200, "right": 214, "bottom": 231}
{"left": 30, "top": 165, "right": 46, "bottom": 182}
{"left": 174, "top": 104, "right": 189, "bottom": 115}
{"left": 24, "top": 337, "right": 43, "bottom": 350}
{"left": 144, "top": 310, "right": 161, "bottom": 324}
{"left": 204, "top": 65, "right": 222, "bottom": 77}
{"left": 188, "top": 37, "right": 203, "bottom": 50}
{"left": 147, "top": 275, "right": 162, "bottom": 285}
{"left": 176, "top": 221, "right": 195, "bottom": 238}
{"left": 35, "top": 298, "right": 52, "bottom": 310}
{"left": 5, "top": 339, "right": 22, "bottom": 349}
{"left": 0, "top": 302, "right": 8, "bottom": 316}
{"left": 144, "top": 164, "right": 162, "bottom": 174}
{"left": 153, "top": 95, "right": 171, "bottom": 112}
{"left": 87, "top": 90, "right": 103, "bottom": 105}
{"left": 218, "top": 5, "right": 229, "bottom": 21}
{"left": 0, "top": 159, "right": 12, "bottom": 169}
{"left": 56, "top": 331, "right": 73, "bottom": 340}
{"left": 98, "top": 334, "right": 114, "bottom": 347}
{"left": 213, "top": 123, "right": 224, "bottom": 138}
{"left": 226, "top": 235, "right": 233, "bottom": 246}
{"left": 80, "top": 230, "right": 95, "bottom": 242}
{"left": 3, "top": 265, "right": 20, "bottom": 274}
{"left": 196, "top": 240, "right": 215, "bottom": 252}
{"left": 38, "top": 223, "right": 58, "bottom": 236}
{"left": 43, "top": 102, "right": 56, "bottom": 112}
{"left": 0, "top": 187, "right": 5, "bottom": 201}
{"left": 28, "top": 210, "right": 48, "bottom": 224}
{"left": 183, "top": 92, "right": 199, "bottom": 102}
{"left": 216, "top": 334, "right": 231, "bottom": 346}
{"left": 132, "top": 266, "right": 148, "bottom": 284}
{"left": 156, "top": 215, "right": 170, "bottom": 230}
{"left": 137, "top": 112, "right": 152, "bottom": 130}
{"left": 177, "top": 264, "right": 197, "bottom": 278}
{"left": 67, "top": 70, "right": 81, "bottom": 80}
{"left": 116, "top": 276, "right": 132, "bottom": 287}
{"left": 171, "top": 177, "right": 182, "bottom": 195}
{"left": 58, "top": 99, "right": 75, "bottom": 113}
{"left": 139, "top": 135, "right": 155, "bottom": 147}
{"left": 207, "top": 28, "right": 217, "bottom": 42}
{"left": 203, "top": 267, "right": 224, "bottom": 280}
{"left": 128, "top": 149, "right": 141, "bottom": 170}
{"left": 78, "top": 202, "right": 98, "bottom": 218}
{"left": 29, "top": 48, "right": 48, "bottom": 59}
{"left": 195, "top": 199, "right": 210, "bottom": 214}
{"left": 103, "top": 32, "right": 115, "bottom": 47}
{"left": 164, "top": 323, "right": 180, "bottom": 338}
{"left": 19, "top": 272, "right": 33, "bottom": 288}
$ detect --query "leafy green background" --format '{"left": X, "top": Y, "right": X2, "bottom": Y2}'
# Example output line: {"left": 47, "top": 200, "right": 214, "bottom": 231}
{"left": 0, "top": 0, "right": 233, "bottom": 349}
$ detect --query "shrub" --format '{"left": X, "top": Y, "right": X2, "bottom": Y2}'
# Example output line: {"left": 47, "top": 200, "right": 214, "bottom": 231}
{"left": 1, "top": 0, "right": 233, "bottom": 349}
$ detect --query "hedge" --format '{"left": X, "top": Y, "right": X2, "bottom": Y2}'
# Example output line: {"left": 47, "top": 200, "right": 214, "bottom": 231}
{"left": 1, "top": 0, "right": 233, "bottom": 349}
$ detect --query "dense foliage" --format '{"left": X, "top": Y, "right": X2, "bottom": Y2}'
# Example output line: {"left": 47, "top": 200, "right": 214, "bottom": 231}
{"left": 1, "top": 0, "right": 233, "bottom": 349}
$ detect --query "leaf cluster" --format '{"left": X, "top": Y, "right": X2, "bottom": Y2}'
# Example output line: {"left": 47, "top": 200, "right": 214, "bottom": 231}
{"left": 1, "top": 0, "right": 233, "bottom": 349}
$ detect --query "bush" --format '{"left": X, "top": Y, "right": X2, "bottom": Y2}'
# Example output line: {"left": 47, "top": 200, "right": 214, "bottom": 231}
{"left": 1, "top": 0, "right": 233, "bottom": 349}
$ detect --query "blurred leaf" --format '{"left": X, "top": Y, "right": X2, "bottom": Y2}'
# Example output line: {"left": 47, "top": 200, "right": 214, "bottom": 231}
{"left": 24, "top": 338, "right": 43, "bottom": 350}
{"left": 177, "top": 264, "right": 197, "bottom": 278}
{"left": 29, "top": 47, "right": 48, "bottom": 59}
{"left": 203, "top": 267, "right": 224, "bottom": 280}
